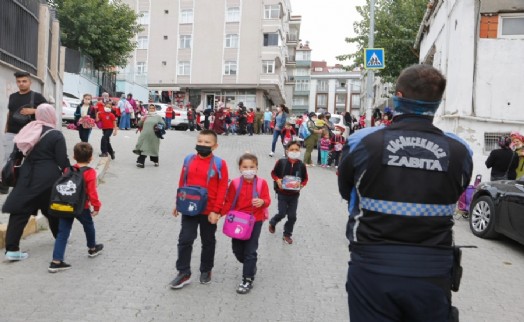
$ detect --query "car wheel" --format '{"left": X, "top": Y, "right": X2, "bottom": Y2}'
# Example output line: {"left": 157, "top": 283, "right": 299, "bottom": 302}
{"left": 469, "top": 196, "right": 499, "bottom": 239}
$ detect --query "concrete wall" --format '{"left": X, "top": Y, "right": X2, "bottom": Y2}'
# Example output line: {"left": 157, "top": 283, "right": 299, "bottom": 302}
{"left": 63, "top": 72, "right": 98, "bottom": 99}
{"left": 116, "top": 80, "right": 149, "bottom": 102}
{"left": 420, "top": 0, "right": 524, "bottom": 182}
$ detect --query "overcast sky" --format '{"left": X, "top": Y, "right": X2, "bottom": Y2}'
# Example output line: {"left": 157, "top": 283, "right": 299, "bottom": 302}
{"left": 290, "top": 0, "right": 366, "bottom": 66}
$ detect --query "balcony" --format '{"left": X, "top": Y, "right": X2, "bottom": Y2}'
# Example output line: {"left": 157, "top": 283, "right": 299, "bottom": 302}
{"left": 285, "top": 76, "right": 295, "bottom": 83}
{"left": 286, "top": 55, "right": 296, "bottom": 65}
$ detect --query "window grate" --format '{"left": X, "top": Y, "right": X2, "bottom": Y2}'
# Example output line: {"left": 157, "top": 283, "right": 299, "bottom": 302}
{"left": 484, "top": 132, "right": 511, "bottom": 152}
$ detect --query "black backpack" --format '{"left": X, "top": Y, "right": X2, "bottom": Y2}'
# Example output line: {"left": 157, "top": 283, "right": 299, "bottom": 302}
{"left": 49, "top": 166, "right": 88, "bottom": 218}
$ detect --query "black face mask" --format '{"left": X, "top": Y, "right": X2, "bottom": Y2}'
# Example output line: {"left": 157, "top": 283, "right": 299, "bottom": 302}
{"left": 195, "top": 145, "right": 212, "bottom": 157}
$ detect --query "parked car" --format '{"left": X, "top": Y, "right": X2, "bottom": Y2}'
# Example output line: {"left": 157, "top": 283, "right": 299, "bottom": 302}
{"left": 62, "top": 97, "right": 81, "bottom": 122}
{"left": 141, "top": 103, "right": 189, "bottom": 130}
{"left": 469, "top": 178, "right": 524, "bottom": 245}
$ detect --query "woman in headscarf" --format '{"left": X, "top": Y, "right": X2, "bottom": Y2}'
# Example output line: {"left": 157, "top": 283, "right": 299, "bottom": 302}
{"left": 510, "top": 131, "right": 524, "bottom": 179}
{"left": 2, "top": 104, "right": 70, "bottom": 261}
{"left": 133, "top": 103, "right": 165, "bottom": 168}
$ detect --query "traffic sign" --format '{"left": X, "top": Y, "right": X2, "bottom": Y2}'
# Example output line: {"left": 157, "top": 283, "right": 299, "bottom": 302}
{"left": 364, "top": 48, "right": 385, "bottom": 69}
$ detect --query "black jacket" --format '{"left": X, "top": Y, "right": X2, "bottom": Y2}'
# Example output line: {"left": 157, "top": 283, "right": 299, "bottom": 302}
{"left": 338, "top": 115, "right": 473, "bottom": 247}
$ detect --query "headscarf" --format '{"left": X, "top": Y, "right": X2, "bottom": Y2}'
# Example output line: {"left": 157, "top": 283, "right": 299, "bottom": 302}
{"left": 14, "top": 104, "right": 56, "bottom": 155}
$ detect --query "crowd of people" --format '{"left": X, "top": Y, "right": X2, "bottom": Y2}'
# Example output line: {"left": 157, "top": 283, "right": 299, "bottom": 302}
{"left": 3, "top": 64, "right": 524, "bottom": 320}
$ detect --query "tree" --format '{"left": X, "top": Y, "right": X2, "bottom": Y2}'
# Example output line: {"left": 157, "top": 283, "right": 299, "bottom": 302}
{"left": 337, "top": 0, "right": 428, "bottom": 82}
{"left": 48, "top": 0, "right": 142, "bottom": 70}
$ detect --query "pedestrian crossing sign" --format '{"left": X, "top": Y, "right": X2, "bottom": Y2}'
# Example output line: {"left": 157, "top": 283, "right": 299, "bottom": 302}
{"left": 364, "top": 48, "right": 385, "bottom": 69}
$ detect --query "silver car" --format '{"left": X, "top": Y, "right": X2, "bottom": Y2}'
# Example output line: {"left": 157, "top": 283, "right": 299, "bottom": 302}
{"left": 141, "top": 103, "right": 189, "bottom": 130}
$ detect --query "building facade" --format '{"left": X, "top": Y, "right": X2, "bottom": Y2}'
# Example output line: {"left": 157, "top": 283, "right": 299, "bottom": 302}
{"left": 127, "top": 0, "right": 298, "bottom": 111}
{"left": 309, "top": 61, "right": 361, "bottom": 116}
{"left": 416, "top": 0, "right": 524, "bottom": 178}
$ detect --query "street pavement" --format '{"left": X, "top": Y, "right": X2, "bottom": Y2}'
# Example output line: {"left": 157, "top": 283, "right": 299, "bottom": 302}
{"left": 1, "top": 127, "right": 524, "bottom": 322}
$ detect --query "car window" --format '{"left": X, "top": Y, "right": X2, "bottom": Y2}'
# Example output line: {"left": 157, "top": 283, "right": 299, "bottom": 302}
{"left": 331, "top": 116, "right": 341, "bottom": 124}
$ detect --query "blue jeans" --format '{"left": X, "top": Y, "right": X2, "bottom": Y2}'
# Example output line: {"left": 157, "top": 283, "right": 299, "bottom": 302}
{"left": 52, "top": 209, "right": 96, "bottom": 261}
{"left": 119, "top": 113, "right": 130, "bottom": 129}
{"left": 271, "top": 129, "right": 282, "bottom": 153}
{"left": 270, "top": 194, "right": 299, "bottom": 237}
{"left": 264, "top": 120, "right": 270, "bottom": 133}
{"left": 165, "top": 117, "right": 172, "bottom": 129}
{"left": 176, "top": 214, "right": 217, "bottom": 274}
{"left": 231, "top": 221, "right": 263, "bottom": 279}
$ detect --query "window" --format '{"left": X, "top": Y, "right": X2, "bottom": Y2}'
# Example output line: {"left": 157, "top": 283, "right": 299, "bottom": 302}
{"left": 225, "top": 34, "right": 239, "bottom": 48}
{"left": 138, "top": 11, "right": 149, "bottom": 25}
{"left": 136, "top": 62, "right": 147, "bottom": 75}
{"left": 351, "top": 94, "right": 360, "bottom": 108}
{"left": 224, "top": 61, "right": 237, "bottom": 75}
{"left": 293, "top": 97, "right": 308, "bottom": 106}
{"left": 227, "top": 7, "right": 240, "bottom": 22}
{"left": 180, "top": 35, "right": 192, "bottom": 49}
{"left": 296, "top": 51, "right": 311, "bottom": 61}
{"left": 264, "top": 5, "right": 280, "bottom": 19}
{"left": 263, "top": 33, "right": 279, "bottom": 46}
{"left": 178, "top": 61, "right": 190, "bottom": 75}
{"left": 336, "top": 94, "right": 346, "bottom": 104}
{"left": 316, "top": 94, "right": 327, "bottom": 107}
{"left": 485, "top": 132, "right": 511, "bottom": 152}
{"left": 262, "top": 60, "right": 274, "bottom": 73}
{"left": 296, "top": 68, "right": 309, "bottom": 76}
{"left": 500, "top": 14, "right": 524, "bottom": 38}
{"left": 336, "top": 80, "right": 346, "bottom": 88}
{"left": 317, "top": 80, "right": 328, "bottom": 91}
{"left": 295, "top": 79, "right": 309, "bottom": 92}
{"left": 137, "top": 36, "right": 148, "bottom": 49}
{"left": 180, "top": 9, "right": 193, "bottom": 23}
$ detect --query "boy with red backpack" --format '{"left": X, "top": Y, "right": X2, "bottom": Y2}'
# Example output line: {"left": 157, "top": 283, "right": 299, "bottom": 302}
{"left": 221, "top": 153, "right": 271, "bottom": 294}
{"left": 170, "top": 130, "right": 229, "bottom": 289}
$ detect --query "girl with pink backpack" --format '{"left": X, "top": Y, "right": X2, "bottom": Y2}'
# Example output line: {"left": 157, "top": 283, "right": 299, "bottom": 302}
{"left": 221, "top": 153, "right": 271, "bottom": 294}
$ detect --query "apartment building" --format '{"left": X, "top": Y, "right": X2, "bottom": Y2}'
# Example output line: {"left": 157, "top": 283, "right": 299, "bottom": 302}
{"left": 309, "top": 61, "right": 361, "bottom": 116}
{"left": 126, "top": 0, "right": 297, "bottom": 110}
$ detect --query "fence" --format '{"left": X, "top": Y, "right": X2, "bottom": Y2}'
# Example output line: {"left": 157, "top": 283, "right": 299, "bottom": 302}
{"left": 0, "top": 0, "right": 43, "bottom": 75}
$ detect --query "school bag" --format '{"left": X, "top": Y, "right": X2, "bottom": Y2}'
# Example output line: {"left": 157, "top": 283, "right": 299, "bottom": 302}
{"left": 49, "top": 166, "right": 89, "bottom": 218}
{"left": 273, "top": 159, "right": 302, "bottom": 192}
{"left": 223, "top": 177, "right": 263, "bottom": 240}
{"left": 176, "top": 154, "right": 222, "bottom": 216}
{"left": 298, "top": 122, "right": 311, "bottom": 140}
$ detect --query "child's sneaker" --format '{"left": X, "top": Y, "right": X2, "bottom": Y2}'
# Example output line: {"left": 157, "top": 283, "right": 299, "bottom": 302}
{"left": 88, "top": 244, "right": 104, "bottom": 258}
{"left": 236, "top": 277, "right": 253, "bottom": 294}
{"left": 269, "top": 152, "right": 274, "bottom": 157}
{"left": 170, "top": 273, "right": 191, "bottom": 289}
{"left": 48, "top": 261, "right": 72, "bottom": 273}
{"left": 5, "top": 251, "right": 28, "bottom": 261}
{"left": 268, "top": 224, "right": 275, "bottom": 234}
{"left": 200, "top": 271, "right": 212, "bottom": 284}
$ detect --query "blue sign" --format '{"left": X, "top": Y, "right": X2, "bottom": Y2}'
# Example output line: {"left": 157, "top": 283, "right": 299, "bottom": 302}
{"left": 364, "top": 48, "right": 385, "bottom": 69}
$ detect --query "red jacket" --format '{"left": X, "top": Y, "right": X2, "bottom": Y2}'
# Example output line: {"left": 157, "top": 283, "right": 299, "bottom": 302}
{"left": 73, "top": 164, "right": 101, "bottom": 211}
{"left": 221, "top": 176, "right": 271, "bottom": 222}
{"left": 177, "top": 154, "right": 229, "bottom": 215}
{"left": 98, "top": 111, "right": 116, "bottom": 129}
{"left": 247, "top": 112, "right": 255, "bottom": 124}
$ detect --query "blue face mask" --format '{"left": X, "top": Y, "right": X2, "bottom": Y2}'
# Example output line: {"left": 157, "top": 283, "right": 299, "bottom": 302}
{"left": 392, "top": 96, "right": 441, "bottom": 117}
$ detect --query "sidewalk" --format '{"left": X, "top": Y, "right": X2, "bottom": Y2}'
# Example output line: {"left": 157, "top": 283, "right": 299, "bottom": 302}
{"left": 0, "top": 127, "right": 523, "bottom": 321}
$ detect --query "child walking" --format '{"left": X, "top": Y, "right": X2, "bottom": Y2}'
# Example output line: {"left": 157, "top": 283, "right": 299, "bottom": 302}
{"left": 319, "top": 131, "right": 331, "bottom": 168}
{"left": 170, "top": 129, "right": 229, "bottom": 289}
{"left": 49, "top": 142, "right": 103, "bottom": 273}
{"left": 97, "top": 101, "right": 118, "bottom": 159}
{"left": 329, "top": 129, "right": 346, "bottom": 168}
{"left": 221, "top": 153, "right": 271, "bottom": 294}
{"left": 268, "top": 141, "right": 308, "bottom": 244}
{"left": 281, "top": 122, "right": 296, "bottom": 151}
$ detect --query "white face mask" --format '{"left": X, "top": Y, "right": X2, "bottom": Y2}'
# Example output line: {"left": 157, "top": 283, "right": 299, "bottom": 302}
{"left": 333, "top": 130, "right": 341, "bottom": 136}
{"left": 287, "top": 151, "right": 301, "bottom": 160}
{"left": 104, "top": 107, "right": 111, "bottom": 112}
{"left": 241, "top": 170, "right": 257, "bottom": 180}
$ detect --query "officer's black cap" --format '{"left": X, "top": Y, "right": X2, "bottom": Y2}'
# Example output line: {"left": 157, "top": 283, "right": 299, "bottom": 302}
{"left": 14, "top": 71, "right": 30, "bottom": 78}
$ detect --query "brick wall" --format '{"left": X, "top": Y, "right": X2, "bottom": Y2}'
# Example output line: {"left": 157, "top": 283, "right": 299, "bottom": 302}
{"left": 480, "top": 14, "right": 498, "bottom": 38}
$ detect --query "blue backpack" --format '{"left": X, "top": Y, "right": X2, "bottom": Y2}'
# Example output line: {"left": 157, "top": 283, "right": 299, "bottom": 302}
{"left": 176, "top": 154, "right": 222, "bottom": 216}
{"left": 299, "top": 122, "right": 311, "bottom": 139}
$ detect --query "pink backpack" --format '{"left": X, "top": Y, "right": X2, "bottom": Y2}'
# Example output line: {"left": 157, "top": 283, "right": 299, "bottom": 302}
{"left": 223, "top": 177, "right": 264, "bottom": 240}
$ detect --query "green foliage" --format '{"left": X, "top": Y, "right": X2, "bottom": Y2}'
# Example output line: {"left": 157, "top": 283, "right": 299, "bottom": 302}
{"left": 48, "top": 0, "right": 142, "bottom": 69}
{"left": 337, "top": 0, "right": 427, "bottom": 82}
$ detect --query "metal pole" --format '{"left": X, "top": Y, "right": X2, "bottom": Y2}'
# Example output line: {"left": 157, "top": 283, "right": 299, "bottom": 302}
{"left": 366, "top": 0, "right": 375, "bottom": 126}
